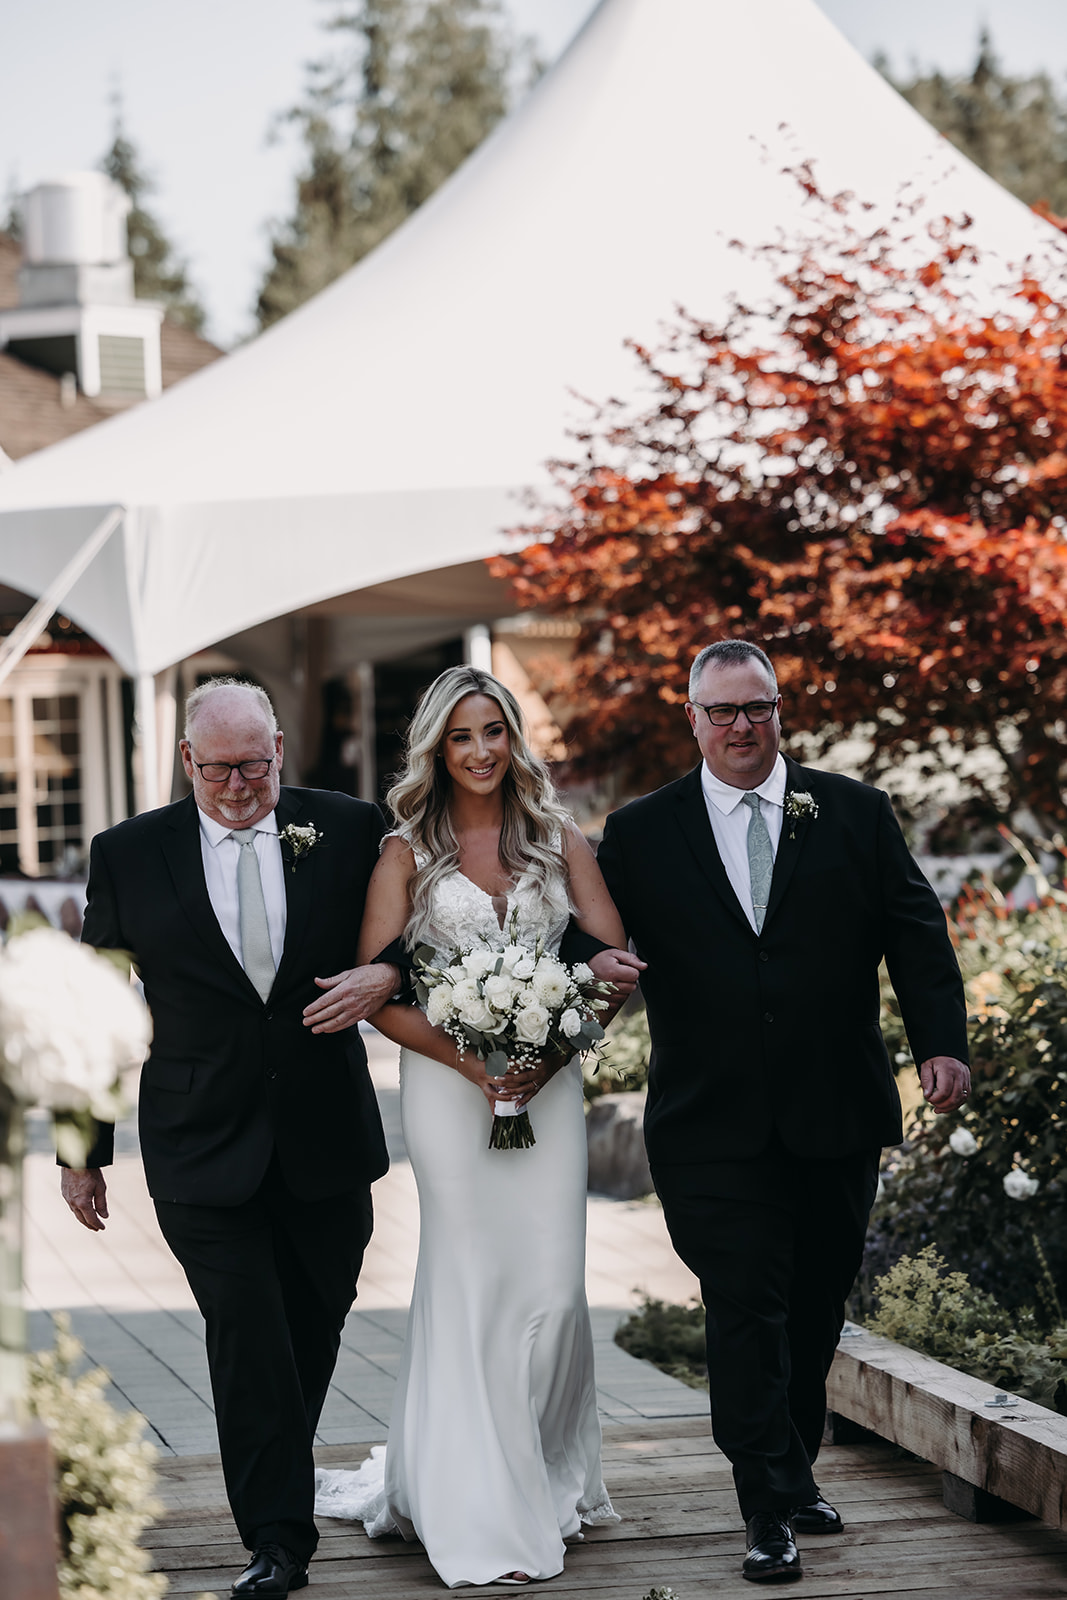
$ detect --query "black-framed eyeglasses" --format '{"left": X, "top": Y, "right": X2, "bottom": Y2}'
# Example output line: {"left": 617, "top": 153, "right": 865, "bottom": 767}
{"left": 191, "top": 757, "right": 276, "bottom": 783}
{"left": 690, "top": 700, "right": 778, "bottom": 727}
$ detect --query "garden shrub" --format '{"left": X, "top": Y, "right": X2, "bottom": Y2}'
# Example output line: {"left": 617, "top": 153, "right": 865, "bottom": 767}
{"left": 859, "top": 893, "right": 1067, "bottom": 1316}
{"left": 868, "top": 1247, "right": 1067, "bottom": 1413}
{"left": 614, "top": 1296, "right": 708, "bottom": 1390}
{"left": 584, "top": 1002, "right": 650, "bottom": 1101}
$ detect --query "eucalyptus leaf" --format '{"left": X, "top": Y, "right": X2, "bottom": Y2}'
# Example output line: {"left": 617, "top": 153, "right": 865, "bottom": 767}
{"left": 486, "top": 1050, "right": 510, "bottom": 1077}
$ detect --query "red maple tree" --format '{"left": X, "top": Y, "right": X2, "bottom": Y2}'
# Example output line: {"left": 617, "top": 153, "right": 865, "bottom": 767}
{"left": 492, "top": 175, "right": 1067, "bottom": 833}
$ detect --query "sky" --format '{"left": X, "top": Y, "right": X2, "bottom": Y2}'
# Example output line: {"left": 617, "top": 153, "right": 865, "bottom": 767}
{"left": 1, "top": 0, "right": 1066, "bottom": 347}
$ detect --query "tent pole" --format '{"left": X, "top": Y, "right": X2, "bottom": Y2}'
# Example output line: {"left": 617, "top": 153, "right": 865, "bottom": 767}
{"left": 135, "top": 672, "right": 160, "bottom": 813}
{"left": 0, "top": 506, "right": 125, "bottom": 690}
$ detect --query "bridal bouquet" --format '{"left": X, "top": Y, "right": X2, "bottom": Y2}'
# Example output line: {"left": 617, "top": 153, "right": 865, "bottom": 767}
{"left": 413, "top": 923, "right": 611, "bottom": 1150}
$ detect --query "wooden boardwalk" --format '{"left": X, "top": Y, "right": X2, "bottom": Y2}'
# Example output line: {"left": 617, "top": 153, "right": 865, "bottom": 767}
{"left": 149, "top": 1417, "right": 1067, "bottom": 1600}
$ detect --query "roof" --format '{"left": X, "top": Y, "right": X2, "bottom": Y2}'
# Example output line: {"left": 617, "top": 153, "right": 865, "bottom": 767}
{"left": 0, "top": 0, "right": 1060, "bottom": 680}
{"left": 0, "top": 230, "right": 223, "bottom": 462}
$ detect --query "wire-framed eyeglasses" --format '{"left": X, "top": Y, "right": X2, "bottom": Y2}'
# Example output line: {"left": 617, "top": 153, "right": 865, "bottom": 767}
{"left": 192, "top": 757, "right": 276, "bottom": 783}
{"left": 690, "top": 700, "right": 778, "bottom": 727}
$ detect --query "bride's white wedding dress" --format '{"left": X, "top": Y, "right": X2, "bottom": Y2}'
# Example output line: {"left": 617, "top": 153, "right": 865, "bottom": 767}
{"left": 313, "top": 852, "right": 618, "bottom": 1587}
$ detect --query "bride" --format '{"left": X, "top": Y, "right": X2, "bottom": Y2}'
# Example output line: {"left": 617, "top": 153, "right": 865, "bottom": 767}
{"left": 314, "top": 665, "right": 629, "bottom": 1587}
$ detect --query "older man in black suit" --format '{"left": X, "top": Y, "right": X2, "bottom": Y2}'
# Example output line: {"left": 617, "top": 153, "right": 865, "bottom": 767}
{"left": 61, "top": 678, "right": 398, "bottom": 1598}
{"left": 595, "top": 640, "right": 970, "bottom": 1584}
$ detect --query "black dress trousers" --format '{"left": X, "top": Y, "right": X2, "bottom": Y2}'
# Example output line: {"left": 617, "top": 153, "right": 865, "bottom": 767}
{"left": 652, "top": 1133, "right": 879, "bottom": 1522}
{"left": 155, "top": 1154, "right": 374, "bottom": 1562}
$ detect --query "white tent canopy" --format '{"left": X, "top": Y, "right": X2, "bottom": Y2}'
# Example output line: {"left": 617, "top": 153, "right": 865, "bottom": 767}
{"left": 0, "top": 0, "right": 1057, "bottom": 792}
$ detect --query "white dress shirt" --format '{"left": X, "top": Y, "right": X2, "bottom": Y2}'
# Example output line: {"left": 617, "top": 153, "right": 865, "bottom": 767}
{"left": 699, "top": 753, "right": 787, "bottom": 933}
{"left": 197, "top": 807, "right": 287, "bottom": 971}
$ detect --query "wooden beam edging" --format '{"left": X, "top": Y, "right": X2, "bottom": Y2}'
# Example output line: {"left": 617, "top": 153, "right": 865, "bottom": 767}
{"left": 827, "top": 1325, "right": 1067, "bottom": 1529}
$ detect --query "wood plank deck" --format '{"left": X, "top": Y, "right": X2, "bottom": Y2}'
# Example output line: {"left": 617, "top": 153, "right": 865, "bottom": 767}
{"left": 148, "top": 1418, "right": 1067, "bottom": 1599}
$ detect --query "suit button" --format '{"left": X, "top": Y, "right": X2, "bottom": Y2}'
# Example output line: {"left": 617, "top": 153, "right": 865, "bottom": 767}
{"left": 759, "top": 952, "right": 769, "bottom": 963}
{"left": 764, "top": 1011, "right": 774, "bottom": 1023}
{"left": 266, "top": 1068, "right": 278, "bottom": 1080}
{"left": 265, "top": 1011, "right": 273, "bottom": 1021}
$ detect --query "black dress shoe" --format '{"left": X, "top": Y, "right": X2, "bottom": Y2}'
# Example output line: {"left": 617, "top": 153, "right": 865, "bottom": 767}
{"left": 791, "top": 1487, "right": 843, "bottom": 1534}
{"left": 231, "top": 1544, "right": 309, "bottom": 1597}
{"left": 742, "top": 1513, "right": 802, "bottom": 1583}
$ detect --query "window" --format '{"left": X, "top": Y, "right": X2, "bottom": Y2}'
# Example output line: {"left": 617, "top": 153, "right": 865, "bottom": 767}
{"left": 31, "top": 694, "right": 83, "bottom": 872}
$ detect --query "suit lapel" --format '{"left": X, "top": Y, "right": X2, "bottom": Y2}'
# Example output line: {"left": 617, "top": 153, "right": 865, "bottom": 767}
{"left": 673, "top": 766, "right": 754, "bottom": 933}
{"left": 272, "top": 788, "right": 318, "bottom": 992}
{"left": 763, "top": 756, "right": 818, "bottom": 928}
{"left": 160, "top": 795, "right": 259, "bottom": 997}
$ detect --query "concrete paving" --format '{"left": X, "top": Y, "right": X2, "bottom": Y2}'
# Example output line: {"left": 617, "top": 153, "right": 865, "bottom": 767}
{"left": 24, "top": 1029, "right": 705, "bottom": 1456}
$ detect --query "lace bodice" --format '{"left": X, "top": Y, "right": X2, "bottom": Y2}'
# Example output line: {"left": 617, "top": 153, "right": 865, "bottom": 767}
{"left": 386, "top": 830, "right": 570, "bottom": 961}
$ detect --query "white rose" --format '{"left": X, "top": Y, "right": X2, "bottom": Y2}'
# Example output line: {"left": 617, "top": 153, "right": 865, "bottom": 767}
{"left": 483, "top": 974, "right": 519, "bottom": 1011}
{"left": 461, "top": 949, "right": 497, "bottom": 979}
{"left": 948, "top": 1128, "right": 978, "bottom": 1157}
{"left": 426, "top": 984, "right": 456, "bottom": 1026}
{"left": 500, "top": 944, "right": 533, "bottom": 973}
{"left": 560, "top": 1007, "right": 583, "bottom": 1039}
{"left": 459, "top": 997, "right": 504, "bottom": 1034}
{"left": 531, "top": 957, "right": 569, "bottom": 1008}
{"left": 571, "top": 963, "right": 594, "bottom": 986}
{"left": 450, "top": 977, "right": 482, "bottom": 1010}
{"left": 512, "top": 955, "right": 536, "bottom": 979}
{"left": 1003, "top": 1168, "right": 1040, "bottom": 1200}
{"left": 513, "top": 1004, "right": 551, "bottom": 1047}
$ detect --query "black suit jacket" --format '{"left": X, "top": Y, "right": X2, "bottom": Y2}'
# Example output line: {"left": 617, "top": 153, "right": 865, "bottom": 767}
{"left": 596, "top": 758, "right": 968, "bottom": 1167}
{"left": 80, "top": 787, "right": 390, "bottom": 1206}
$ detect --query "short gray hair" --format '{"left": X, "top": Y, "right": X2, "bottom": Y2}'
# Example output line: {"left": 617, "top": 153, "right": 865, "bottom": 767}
{"left": 184, "top": 677, "right": 278, "bottom": 740}
{"left": 688, "top": 641, "right": 777, "bottom": 700}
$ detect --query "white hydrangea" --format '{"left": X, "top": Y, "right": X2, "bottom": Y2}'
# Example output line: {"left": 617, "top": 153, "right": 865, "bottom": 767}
{"left": 530, "top": 957, "right": 569, "bottom": 1008}
{"left": 513, "top": 1004, "right": 551, "bottom": 1047}
{"left": 1003, "top": 1168, "right": 1040, "bottom": 1201}
{"left": 426, "top": 984, "right": 456, "bottom": 1027}
{"left": 560, "top": 1008, "right": 583, "bottom": 1038}
{"left": 0, "top": 928, "right": 151, "bottom": 1114}
{"left": 948, "top": 1128, "right": 978, "bottom": 1157}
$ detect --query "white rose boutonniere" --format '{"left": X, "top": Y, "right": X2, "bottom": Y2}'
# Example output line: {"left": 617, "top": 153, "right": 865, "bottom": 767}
{"left": 783, "top": 790, "right": 819, "bottom": 841}
{"left": 278, "top": 821, "right": 323, "bottom": 872}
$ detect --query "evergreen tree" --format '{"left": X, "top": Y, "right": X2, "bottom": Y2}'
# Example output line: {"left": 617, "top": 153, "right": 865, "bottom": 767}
{"left": 257, "top": 0, "right": 532, "bottom": 329}
{"left": 882, "top": 32, "right": 1067, "bottom": 216}
{"left": 100, "top": 100, "right": 207, "bottom": 333}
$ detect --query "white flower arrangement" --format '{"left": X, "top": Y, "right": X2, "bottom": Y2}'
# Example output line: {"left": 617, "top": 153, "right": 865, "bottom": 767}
{"left": 0, "top": 928, "right": 150, "bottom": 1119}
{"left": 414, "top": 917, "right": 611, "bottom": 1150}
{"left": 784, "top": 789, "right": 819, "bottom": 840}
{"left": 948, "top": 1127, "right": 979, "bottom": 1157}
{"left": 279, "top": 821, "right": 323, "bottom": 872}
{"left": 1003, "top": 1167, "right": 1040, "bottom": 1200}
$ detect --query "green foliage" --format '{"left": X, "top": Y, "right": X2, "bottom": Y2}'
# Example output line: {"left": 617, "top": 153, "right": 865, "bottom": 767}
{"left": 860, "top": 892, "right": 1067, "bottom": 1316}
{"left": 27, "top": 1315, "right": 168, "bottom": 1600}
{"left": 869, "top": 1247, "right": 1067, "bottom": 1414}
{"left": 257, "top": 0, "right": 534, "bottom": 328}
{"left": 642, "top": 1590, "right": 680, "bottom": 1600}
{"left": 584, "top": 1003, "right": 650, "bottom": 1102}
{"left": 614, "top": 1296, "right": 708, "bottom": 1391}
{"left": 882, "top": 31, "right": 1067, "bottom": 216}
{"left": 100, "top": 95, "right": 207, "bottom": 333}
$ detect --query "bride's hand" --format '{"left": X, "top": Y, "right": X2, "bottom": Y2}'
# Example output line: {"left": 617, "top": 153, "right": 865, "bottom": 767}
{"left": 452, "top": 1051, "right": 532, "bottom": 1112}
{"left": 511, "top": 1051, "right": 569, "bottom": 1111}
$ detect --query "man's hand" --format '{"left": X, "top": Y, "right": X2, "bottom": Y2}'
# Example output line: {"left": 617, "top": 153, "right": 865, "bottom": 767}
{"left": 588, "top": 948, "right": 647, "bottom": 997}
{"left": 919, "top": 1055, "right": 971, "bottom": 1114}
{"left": 61, "top": 1168, "right": 109, "bottom": 1232}
{"left": 303, "top": 964, "right": 401, "bottom": 1033}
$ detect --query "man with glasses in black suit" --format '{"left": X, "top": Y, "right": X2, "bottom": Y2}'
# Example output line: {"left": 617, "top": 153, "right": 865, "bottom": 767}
{"left": 594, "top": 640, "right": 970, "bottom": 1583}
{"left": 61, "top": 677, "right": 399, "bottom": 1598}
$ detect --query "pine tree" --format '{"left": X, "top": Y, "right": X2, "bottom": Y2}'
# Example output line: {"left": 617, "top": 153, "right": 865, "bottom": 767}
{"left": 257, "top": 0, "right": 531, "bottom": 329}
{"left": 99, "top": 100, "right": 207, "bottom": 333}
{"left": 882, "top": 32, "right": 1067, "bottom": 216}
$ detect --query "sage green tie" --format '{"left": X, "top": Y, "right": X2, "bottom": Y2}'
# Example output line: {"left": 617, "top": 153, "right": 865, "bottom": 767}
{"left": 742, "top": 792, "right": 774, "bottom": 934}
{"left": 232, "top": 829, "right": 276, "bottom": 1001}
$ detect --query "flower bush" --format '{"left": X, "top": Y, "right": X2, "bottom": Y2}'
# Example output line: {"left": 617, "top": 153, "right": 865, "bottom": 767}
{"left": 614, "top": 1296, "right": 708, "bottom": 1391}
{"left": 859, "top": 892, "right": 1067, "bottom": 1316}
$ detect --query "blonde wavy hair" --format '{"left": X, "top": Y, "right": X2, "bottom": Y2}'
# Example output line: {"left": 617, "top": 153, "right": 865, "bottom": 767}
{"left": 387, "top": 666, "right": 573, "bottom": 948}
